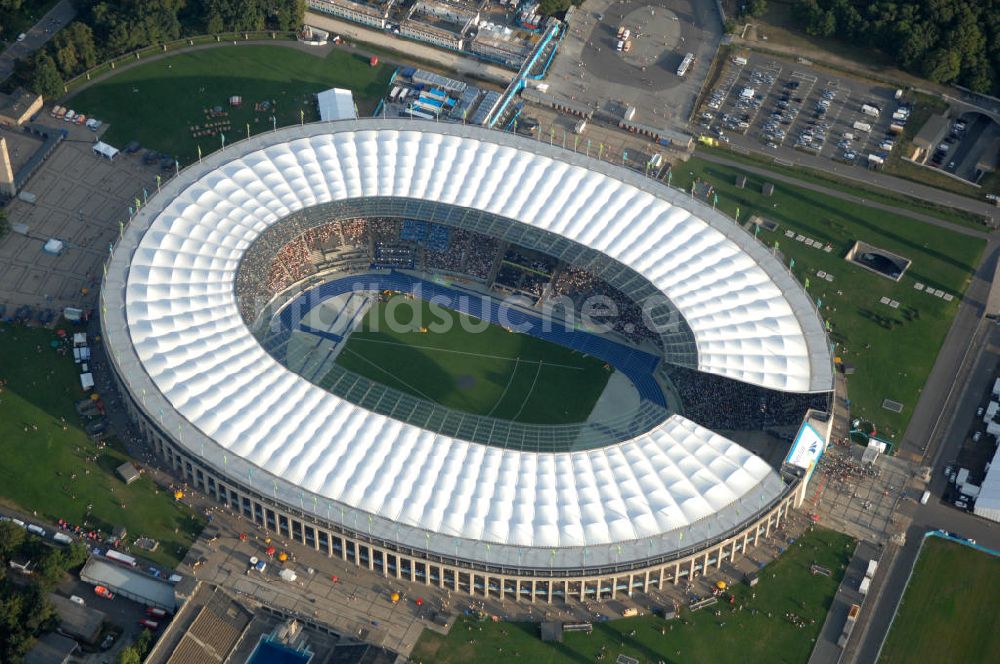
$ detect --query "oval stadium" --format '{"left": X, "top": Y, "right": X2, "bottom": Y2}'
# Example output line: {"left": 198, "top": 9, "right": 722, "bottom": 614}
{"left": 101, "top": 120, "right": 835, "bottom": 602}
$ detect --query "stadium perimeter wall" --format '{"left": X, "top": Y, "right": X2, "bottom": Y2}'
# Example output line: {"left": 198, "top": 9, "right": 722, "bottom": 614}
{"left": 108, "top": 353, "right": 804, "bottom": 601}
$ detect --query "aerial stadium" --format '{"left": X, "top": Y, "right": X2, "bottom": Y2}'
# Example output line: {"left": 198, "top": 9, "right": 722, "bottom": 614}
{"left": 101, "top": 120, "right": 835, "bottom": 602}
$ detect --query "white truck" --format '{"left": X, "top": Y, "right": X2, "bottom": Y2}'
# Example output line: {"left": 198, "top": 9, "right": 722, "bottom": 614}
{"left": 861, "top": 104, "right": 881, "bottom": 118}
{"left": 852, "top": 121, "right": 872, "bottom": 132}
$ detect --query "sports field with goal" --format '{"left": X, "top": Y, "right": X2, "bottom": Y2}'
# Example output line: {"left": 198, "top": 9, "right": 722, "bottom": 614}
{"left": 332, "top": 296, "right": 613, "bottom": 424}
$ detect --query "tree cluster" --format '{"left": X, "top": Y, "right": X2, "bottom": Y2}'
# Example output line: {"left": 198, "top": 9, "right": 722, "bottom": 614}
{"left": 12, "top": 0, "right": 306, "bottom": 98}
{"left": 793, "top": 0, "right": 1000, "bottom": 93}
{"left": 0, "top": 522, "right": 90, "bottom": 663}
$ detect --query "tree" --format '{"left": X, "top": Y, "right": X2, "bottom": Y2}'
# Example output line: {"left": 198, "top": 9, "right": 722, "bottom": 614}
{"left": 745, "top": 0, "right": 768, "bottom": 19}
{"left": 0, "top": 522, "right": 24, "bottom": 561}
{"left": 115, "top": 646, "right": 142, "bottom": 664}
{"left": 922, "top": 46, "right": 962, "bottom": 82}
{"left": 28, "top": 52, "right": 63, "bottom": 100}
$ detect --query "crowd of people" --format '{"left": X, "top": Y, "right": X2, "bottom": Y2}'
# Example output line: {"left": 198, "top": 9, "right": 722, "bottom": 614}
{"left": 550, "top": 268, "right": 658, "bottom": 344}
{"left": 235, "top": 217, "right": 679, "bottom": 352}
{"left": 664, "top": 364, "right": 829, "bottom": 432}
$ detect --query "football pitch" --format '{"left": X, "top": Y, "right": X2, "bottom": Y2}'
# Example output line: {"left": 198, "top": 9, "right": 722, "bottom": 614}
{"left": 331, "top": 297, "right": 613, "bottom": 424}
{"left": 879, "top": 536, "right": 1000, "bottom": 663}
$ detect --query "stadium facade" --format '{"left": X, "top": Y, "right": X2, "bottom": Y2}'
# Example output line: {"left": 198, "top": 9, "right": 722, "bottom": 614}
{"left": 101, "top": 120, "right": 835, "bottom": 601}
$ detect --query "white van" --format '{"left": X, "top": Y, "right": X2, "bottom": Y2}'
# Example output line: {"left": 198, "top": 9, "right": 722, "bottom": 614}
{"left": 920, "top": 490, "right": 930, "bottom": 505}
{"left": 732, "top": 56, "right": 748, "bottom": 66}
{"left": 69, "top": 595, "right": 86, "bottom": 606}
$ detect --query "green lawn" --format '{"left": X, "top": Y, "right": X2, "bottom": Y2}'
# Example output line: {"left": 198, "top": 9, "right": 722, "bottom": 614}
{"left": 412, "top": 527, "right": 855, "bottom": 664}
{"left": 697, "top": 146, "right": 987, "bottom": 228}
{"left": 331, "top": 296, "right": 613, "bottom": 424}
{"left": 879, "top": 537, "right": 1000, "bottom": 664}
{"left": 670, "top": 158, "right": 985, "bottom": 439}
{"left": 0, "top": 323, "right": 203, "bottom": 568}
{"left": 67, "top": 45, "right": 393, "bottom": 164}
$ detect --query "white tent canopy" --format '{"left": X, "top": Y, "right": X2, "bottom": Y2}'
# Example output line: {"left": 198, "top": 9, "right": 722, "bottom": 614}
{"left": 92, "top": 141, "right": 119, "bottom": 160}
{"left": 316, "top": 88, "right": 357, "bottom": 122}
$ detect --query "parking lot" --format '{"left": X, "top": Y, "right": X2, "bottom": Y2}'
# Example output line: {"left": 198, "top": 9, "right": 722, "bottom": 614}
{"left": 698, "top": 52, "right": 905, "bottom": 171}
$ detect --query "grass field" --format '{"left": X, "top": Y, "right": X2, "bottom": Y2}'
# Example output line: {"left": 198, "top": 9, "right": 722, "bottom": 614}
{"left": 879, "top": 537, "right": 1000, "bottom": 664}
{"left": 68, "top": 45, "right": 393, "bottom": 164}
{"left": 331, "top": 296, "right": 613, "bottom": 424}
{"left": 698, "top": 146, "right": 987, "bottom": 228}
{"left": 0, "top": 323, "right": 203, "bottom": 568}
{"left": 411, "top": 527, "right": 854, "bottom": 664}
{"left": 671, "top": 157, "right": 985, "bottom": 439}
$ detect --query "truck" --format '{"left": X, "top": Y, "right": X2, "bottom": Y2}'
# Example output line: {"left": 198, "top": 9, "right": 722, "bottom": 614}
{"left": 867, "top": 153, "right": 885, "bottom": 166}
{"left": 622, "top": 39, "right": 632, "bottom": 53}
{"left": 861, "top": 104, "right": 881, "bottom": 117}
{"left": 852, "top": 121, "right": 872, "bottom": 132}
{"left": 105, "top": 549, "right": 138, "bottom": 568}
{"left": 732, "top": 56, "right": 748, "bottom": 66}
{"left": 956, "top": 467, "right": 970, "bottom": 487}
{"left": 858, "top": 577, "right": 871, "bottom": 595}
{"left": 865, "top": 559, "right": 878, "bottom": 577}
{"left": 53, "top": 532, "right": 73, "bottom": 544}
{"left": 837, "top": 604, "right": 861, "bottom": 647}
{"left": 26, "top": 524, "right": 46, "bottom": 537}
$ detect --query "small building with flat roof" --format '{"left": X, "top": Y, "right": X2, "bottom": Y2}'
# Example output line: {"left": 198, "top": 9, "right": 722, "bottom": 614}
{"left": 48, "top": 594, "right": 105, "bottom": 645}
{"left": 24, "top": 633, "right": 79, "bottom": 664}
{"left": 910, "top": 114, "right": 949, "bottom": 162}
{"left": 0, "top": 88, "right": 43, "bottom": 126}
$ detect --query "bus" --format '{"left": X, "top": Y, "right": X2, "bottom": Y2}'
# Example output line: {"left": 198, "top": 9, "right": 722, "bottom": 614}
{"left": 677, "top": 53, "right": 695, "bottom": 77}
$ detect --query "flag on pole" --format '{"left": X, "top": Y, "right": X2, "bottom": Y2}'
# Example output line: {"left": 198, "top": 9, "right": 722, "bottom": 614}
{"left": 735, "top": 206, "right": 740, "bottom": 222}
{"left": 197, "top": 144, "right": 202, "bottom": 162}
{"left": 156, "top": 174, "right": 161, "bottom": 190}
{"left": 805, "top": 277, "right": 810, "bottom": 289}
{"left": 300, "top": 108, "right": 305, "bottom": 125}
{"left": 143, "top": 188, "right": 148, "bottom": 203}
{"left": 712, "top": 192, "right": 719, "bottom": 206}
{"left": 754, "top": 222, "right": 759, "bottom": 238}
{"left": 789, "top": 257, "right": 795, "bottom": 270}
{"left": 134, "top": 197, "right": 141, "bottom": 210}
{"left": 119, "top": 220, "right": 124, "bottom": 238}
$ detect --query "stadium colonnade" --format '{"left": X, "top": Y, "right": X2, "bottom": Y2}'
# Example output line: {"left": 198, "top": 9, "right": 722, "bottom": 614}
{"left": 100, "top": 120, "right": 834, "bottom": 602}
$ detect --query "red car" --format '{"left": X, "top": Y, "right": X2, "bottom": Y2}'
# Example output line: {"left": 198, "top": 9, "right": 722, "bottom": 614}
{"left": 94, "top": 586, "right": 114, "bottom": 599}
{"left": 138, "top": 619, "right": 159, "bottom": 630}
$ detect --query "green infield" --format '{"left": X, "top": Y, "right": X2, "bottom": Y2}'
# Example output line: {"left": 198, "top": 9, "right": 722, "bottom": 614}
{"left": 67, "top": 45, "right": 393, "bottom": 163}
{"left": 0, "top": 323, "right": 203, "bottom": 568}
{"left": 670, "top": 158, "right": 985, "bottom": 440}
{"left": 330, "top": 296, "right": 613, "bottom": 424}
{"left": 879, "top": 536, "right": 1000, "bottom": 664}
{"left": 411, "top": 527, "right": 855, "bottom": 664}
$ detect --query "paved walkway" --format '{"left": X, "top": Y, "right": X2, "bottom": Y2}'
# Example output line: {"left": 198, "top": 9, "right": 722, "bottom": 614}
{"left": 0, "top": 0, "right": 76, "bottom": 82}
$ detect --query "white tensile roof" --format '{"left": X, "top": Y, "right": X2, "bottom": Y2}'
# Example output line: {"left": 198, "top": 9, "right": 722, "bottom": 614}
{"left": 974, "top": 444, "right": 1000, "bottom": 523}
{"left": 102, "top": 120, "right": 831, "bottom": 567}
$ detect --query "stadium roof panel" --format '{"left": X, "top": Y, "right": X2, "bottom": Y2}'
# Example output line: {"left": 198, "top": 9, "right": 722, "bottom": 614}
{"left": 102, "top": 120, "right": 831, "bottom": 566}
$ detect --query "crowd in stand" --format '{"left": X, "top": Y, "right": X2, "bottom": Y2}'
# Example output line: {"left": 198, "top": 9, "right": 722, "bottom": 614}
{"left": 550, "top": 267, "right": 657, "bottom": 344}
{"left": 235, "top": 218, "right": 669, "bottom": 350}
{"left": 664, "top": 364, "right": 829, "bottom": 431}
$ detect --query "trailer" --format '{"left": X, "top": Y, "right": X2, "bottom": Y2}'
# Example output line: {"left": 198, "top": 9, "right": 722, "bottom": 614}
{"left": 105, "top": 549, "right": 138, "bottom": 568}
{"left": 388, "top": 86, "right": 400, "bottom": 102}
{"left": 404, "top": 108, "right": 435, "bottom": 120}
{"left": 852, "top": 121, "right": 872, "bottom": 132}
{"left": 859, "top": 577, "right": 871, "bottom": 595}
{"left": 53, "top": 532, "right": 73, "bottom": 544}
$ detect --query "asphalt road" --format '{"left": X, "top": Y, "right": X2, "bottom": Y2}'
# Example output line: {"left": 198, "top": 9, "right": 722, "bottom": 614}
{"left": 0, "top": 0, "right": 77, "bottom": 82}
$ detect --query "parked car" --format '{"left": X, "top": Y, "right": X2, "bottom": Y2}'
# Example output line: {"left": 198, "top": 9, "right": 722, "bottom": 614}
{"left": 94, "top": 586, "right": 114, "bottom": 599}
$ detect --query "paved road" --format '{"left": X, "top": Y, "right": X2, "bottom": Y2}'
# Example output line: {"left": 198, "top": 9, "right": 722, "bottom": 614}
{"left": 0, "top": 0, "right": 76, "bottom": 82}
